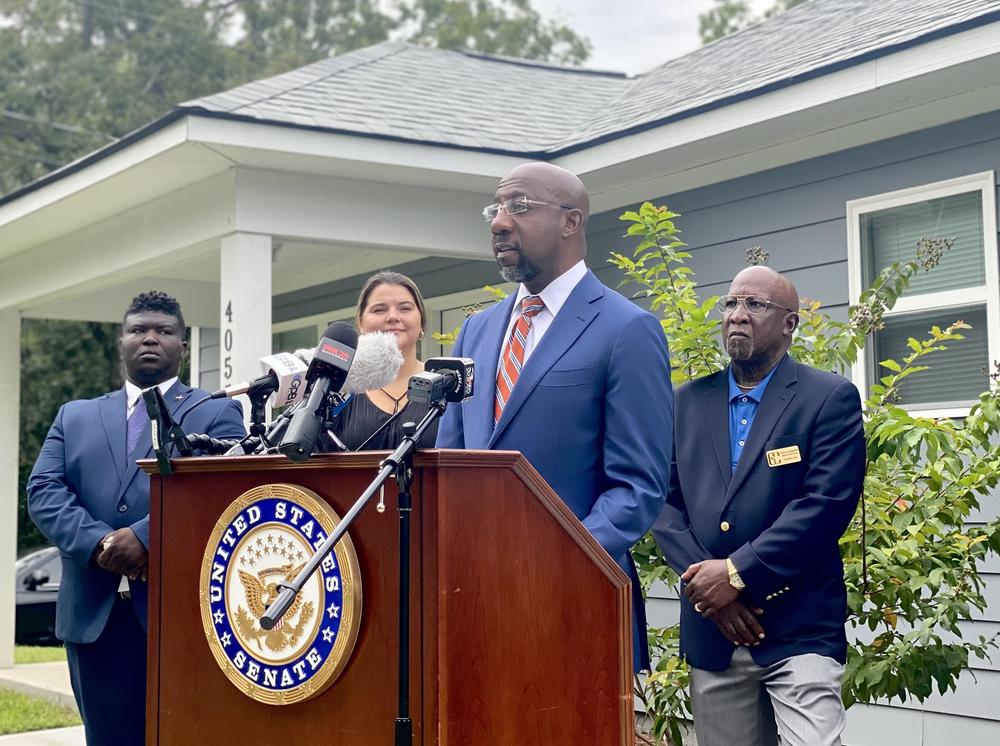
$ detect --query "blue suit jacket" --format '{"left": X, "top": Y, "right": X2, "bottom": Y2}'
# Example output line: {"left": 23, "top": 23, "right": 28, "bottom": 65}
{"left": 436, "top": 270, "right": 673, "bottom": 669}
{"left": 653, "top": 356, "right": 865, "bottom": 671}
{"left": 28, "top": 382, "right": 246, "bottom": 644}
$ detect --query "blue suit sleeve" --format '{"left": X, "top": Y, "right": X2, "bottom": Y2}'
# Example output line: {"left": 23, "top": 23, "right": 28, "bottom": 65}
{"left": 129, "top": 398, "right": 246, "bottom": 548}
{"left": 207, "top": 399, "right": 248, "bottom": 440}
{"left": 434, "top": 320, "right": 468, "bottom": 449}
{"left": 653, "top": 442, "right": 714, "bottom": 574}
{"left": 27, "top": 405, "right": 114, "bottom": 568}
{"left": 729, "top": 380, "right": 865, "bottom": 599}
{"left": 581, "top": 312, "right": 673, "bottom": 560}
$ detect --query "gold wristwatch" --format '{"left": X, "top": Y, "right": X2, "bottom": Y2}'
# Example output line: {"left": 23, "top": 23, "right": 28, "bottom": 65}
{"left": 726, "top": 557, "right": 745, "bottom": 590}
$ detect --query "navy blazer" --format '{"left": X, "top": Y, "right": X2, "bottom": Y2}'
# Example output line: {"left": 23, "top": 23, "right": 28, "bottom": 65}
{"left": 436, "top": 270, "right": 674, "bottom": 669}
{"left": 28, "top": 381, "right": 246, "bottom": 644}
{"left": 654, "top": 355, "right": 865, "bottom": 671}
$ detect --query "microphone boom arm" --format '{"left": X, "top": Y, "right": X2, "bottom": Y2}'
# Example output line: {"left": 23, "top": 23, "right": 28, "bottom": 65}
{"left": 260, "top": 401, "right": 445, "bottom": 629}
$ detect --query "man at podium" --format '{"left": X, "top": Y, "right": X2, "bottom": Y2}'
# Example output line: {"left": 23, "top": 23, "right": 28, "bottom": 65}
{"left": 436, "top": 162, "right": 673, "bottom": 671}
{"left": 28, "top": 291, "right": 246, "bottom": 746}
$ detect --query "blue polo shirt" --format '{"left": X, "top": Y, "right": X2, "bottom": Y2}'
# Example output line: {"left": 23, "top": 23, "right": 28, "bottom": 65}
{"left": 728, "top": 365, "right": 778, "bottom": 472}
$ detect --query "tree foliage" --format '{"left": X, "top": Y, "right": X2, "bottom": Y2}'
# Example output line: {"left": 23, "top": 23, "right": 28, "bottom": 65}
{"left": 614, "top": 202, "right": 1000, "bottom": 743}
{"left": 397, "top": 0, "right": 590, "bottom": 65}
{"left": 18, "top": 320, "right": 123, "bottom": 551}
{"left": 0, "top": 0, "right": 590, "bottom": 194}
{"left": 699, "top": 0, "right": 808, "bottom": 45}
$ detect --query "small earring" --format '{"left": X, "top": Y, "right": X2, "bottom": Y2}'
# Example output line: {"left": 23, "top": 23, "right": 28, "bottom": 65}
{"left": 419, "top": 331, "right": 425, "bottom": 340}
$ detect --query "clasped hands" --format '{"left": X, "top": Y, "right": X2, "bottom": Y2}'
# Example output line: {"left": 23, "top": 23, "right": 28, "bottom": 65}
{"left": 94, "top": 528, "right": 148, "bottom": 582}
{"left": 682, "top": 559, "right": 765, "bottom": 647}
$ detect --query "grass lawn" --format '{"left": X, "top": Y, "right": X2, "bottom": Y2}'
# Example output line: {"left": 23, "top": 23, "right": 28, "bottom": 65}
{"left": 0, "top": 688, "right": 80, "bottom": 735}
{"left": 14, "top": 645, "right": 67, "bottom": 664}
{"left": 0, "top": 646, "right": 77, "bottom": 735}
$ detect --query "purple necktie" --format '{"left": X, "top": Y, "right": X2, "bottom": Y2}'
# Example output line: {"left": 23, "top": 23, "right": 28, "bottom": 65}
{"left": 126, "top": 401, "right": 150, "bottom": 457}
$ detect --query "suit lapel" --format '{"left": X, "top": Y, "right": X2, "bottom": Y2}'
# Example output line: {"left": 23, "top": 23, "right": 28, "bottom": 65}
{"left": 701, "top": 372, "right": 732, "bottom": 488}
{"left": 119, "top": 381, "right": 194, "bottom": 499}
{"left": 722, "top": 356, "right": 797, "bottom": 511}
{"left": 489, "top": 272, "right": 602, "bottom": 447}
{"left": 469, "top": 294, "right": 518, "bottom": 445}
{"left": 99, "top": 389, "right": 128, "bottom": 481}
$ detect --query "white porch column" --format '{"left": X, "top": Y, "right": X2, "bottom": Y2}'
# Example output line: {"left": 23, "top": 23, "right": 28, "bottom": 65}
{"left": 219, "top": 234, "right": 273, "bottom": 416}
{"left": 0, "top": 309, "right": 21, "bottom": 668}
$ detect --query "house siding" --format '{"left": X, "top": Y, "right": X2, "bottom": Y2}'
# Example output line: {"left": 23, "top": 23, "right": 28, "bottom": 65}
{"left": 587, "top": 110, "right": 1000, "bottom": 744}
{"left": 199, "top": 327, "right": 221, "bottom": 393}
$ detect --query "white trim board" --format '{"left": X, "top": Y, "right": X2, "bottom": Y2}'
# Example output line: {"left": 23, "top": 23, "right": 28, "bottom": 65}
{"left": 846, "top": 170, "right": 999, "bottom": 418}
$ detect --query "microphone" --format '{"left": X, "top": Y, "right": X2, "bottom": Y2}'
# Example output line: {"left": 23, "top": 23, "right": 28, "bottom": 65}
{"left": 341, "top": 332, "right": 403, "bottom": 394}
{"left": 408, "top": 358, "right": 475, "bottom": 404}
{"left": 207, "top": 352, "right": 308, "bottom": 408}
{"left": 278, "top": 322, "right": 359, "bottom": 462}
{"left": 228, "top": 332, "right": 404, "bottom": 457}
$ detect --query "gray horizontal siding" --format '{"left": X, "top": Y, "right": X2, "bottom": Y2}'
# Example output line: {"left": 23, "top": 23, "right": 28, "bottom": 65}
{"left": 845, "top": 702, "right": 1000, "bottom": 745}
{"left": 587, "top": 109, "right": 1000, "bottom": 314}
{"left": 199, "top": 327, "right": 220, "bottom": 393}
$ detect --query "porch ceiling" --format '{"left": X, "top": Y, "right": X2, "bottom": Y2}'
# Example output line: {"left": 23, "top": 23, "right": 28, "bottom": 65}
{"left": 23, "top": 241, "right": 428, "bottom": 325}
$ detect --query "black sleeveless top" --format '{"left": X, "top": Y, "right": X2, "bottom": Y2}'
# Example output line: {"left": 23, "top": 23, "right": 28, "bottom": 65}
{"left": 330, "top": 393, "right": 439, "bottom": 451}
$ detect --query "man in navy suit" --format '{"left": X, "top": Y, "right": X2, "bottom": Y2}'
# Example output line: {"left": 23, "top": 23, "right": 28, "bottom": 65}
{"left": 436, "top": 162, "right": 673, "bottom": 671}
{"left": 653, "top": 266, "right": 865, "bottom": 745}
{"left": 28, "top": 291, "right": 246, "bottom": 746}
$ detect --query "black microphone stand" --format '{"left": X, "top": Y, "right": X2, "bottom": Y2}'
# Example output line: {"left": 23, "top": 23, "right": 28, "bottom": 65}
{"left": 260, "top": 401, "right": 445, "bottom": 745}
{"left": 392, "top": 418, "right": 417, "bottom": 746}
{"left": 233, "top": 387, "right": 270, "bottom": 453}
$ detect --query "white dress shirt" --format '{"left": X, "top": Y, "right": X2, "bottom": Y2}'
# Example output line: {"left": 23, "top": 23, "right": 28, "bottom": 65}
{"left": 125, "top": 376, "right": 178, "bottom": 418}
{"left": 498, "top": 260, "right": 588, "bottom": 370}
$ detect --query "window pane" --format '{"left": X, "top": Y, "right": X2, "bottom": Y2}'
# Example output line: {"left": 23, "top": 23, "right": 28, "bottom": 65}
{"left": 272, "top": 325, "right": 318, "bottom": 354}
{"left": 872, "top": 306, "right": 989, "bottom": 407}
{"left": 861, "top": 190, "right": 985, "bottom": 295}
{"left": 42, "top": 554, "right": 63, "bottom": 585}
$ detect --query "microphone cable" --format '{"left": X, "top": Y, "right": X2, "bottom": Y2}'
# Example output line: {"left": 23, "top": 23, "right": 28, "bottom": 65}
{"left": 177, "top": 394, "right": 212, "bottom": 427}
{"left": 355, "top": 404, "right": 410, "bottom": 451}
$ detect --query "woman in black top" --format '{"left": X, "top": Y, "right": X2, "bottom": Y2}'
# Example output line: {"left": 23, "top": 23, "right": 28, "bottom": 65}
{"left": 332, "top": 271, "right": 439, "bottom": 450}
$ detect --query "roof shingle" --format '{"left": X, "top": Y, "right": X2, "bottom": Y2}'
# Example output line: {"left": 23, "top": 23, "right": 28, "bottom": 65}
{"left": 185, "top": 0, "right": 1000, "bottom": 154}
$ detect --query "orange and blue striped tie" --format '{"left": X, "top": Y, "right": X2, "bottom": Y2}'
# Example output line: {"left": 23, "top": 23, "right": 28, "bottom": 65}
{"left": 495, "top": 295, "right": 545, "bottom": 426}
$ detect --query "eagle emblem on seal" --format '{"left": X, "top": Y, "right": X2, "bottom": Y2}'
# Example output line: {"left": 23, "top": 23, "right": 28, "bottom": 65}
{"left": 235, "top": 562, "right": 315, "bottom": 653}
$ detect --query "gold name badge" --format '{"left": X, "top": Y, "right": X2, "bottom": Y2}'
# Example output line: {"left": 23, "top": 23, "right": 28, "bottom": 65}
{"left": 766, "top": 445, "right": 802, "bottom": 467}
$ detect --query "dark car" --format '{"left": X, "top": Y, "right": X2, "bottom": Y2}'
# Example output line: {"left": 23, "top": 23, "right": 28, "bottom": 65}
{"left": 15, "top": 546, "right": 61, "bottom": 645}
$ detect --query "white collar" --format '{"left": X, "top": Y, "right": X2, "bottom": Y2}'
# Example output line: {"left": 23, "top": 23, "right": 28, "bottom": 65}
{"left": 513, "top": 260, "right": 587, "bottom": 317}
{"left": 125, "top": 377, "right": 179, "bottom": 411}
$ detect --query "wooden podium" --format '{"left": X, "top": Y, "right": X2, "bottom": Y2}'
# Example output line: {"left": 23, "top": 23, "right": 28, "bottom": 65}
{"left": 142, "top": 450, "right": 634, "bottom": 745}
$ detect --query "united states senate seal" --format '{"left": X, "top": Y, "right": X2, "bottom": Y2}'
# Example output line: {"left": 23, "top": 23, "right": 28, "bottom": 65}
{"left": 199, "top": 483, "right": 362, "bottom": 705}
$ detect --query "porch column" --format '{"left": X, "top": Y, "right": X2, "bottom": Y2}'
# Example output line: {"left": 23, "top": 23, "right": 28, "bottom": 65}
{"left": 0, "top": 309, "right": 21, "bottom": 668}
{"left": 219, "top": 234, "right": 273, "bottom": 419}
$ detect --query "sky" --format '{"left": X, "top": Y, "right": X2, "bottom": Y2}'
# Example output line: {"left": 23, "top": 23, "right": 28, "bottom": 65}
{"left": 529, "top": 0, "right": 772, "bottom": 75}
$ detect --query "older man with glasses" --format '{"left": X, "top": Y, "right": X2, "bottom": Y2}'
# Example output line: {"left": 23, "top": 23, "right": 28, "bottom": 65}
{"left": 653, "top": 265, "right": 866, "bottom": 746}
{"left": 436, "top": 161, "right": 673, "bottom": 673}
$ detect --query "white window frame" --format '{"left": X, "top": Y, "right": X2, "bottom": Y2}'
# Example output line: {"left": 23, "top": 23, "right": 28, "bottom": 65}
{"left": 424, "top": 284, "right": 515, "bottom": 357}
{"left": 846, "top": 171, "right": 999, "bottom": 419}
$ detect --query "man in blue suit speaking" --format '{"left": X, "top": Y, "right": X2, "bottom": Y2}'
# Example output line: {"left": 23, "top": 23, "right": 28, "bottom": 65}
{"left": 28, "top": 291, "right": 246, "bottom": 746}
{"left": 436, "top": 162, "right": 673, "bottom": 671}
{"left": 653, "top": 266, "right": 865, "bottom": 745}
